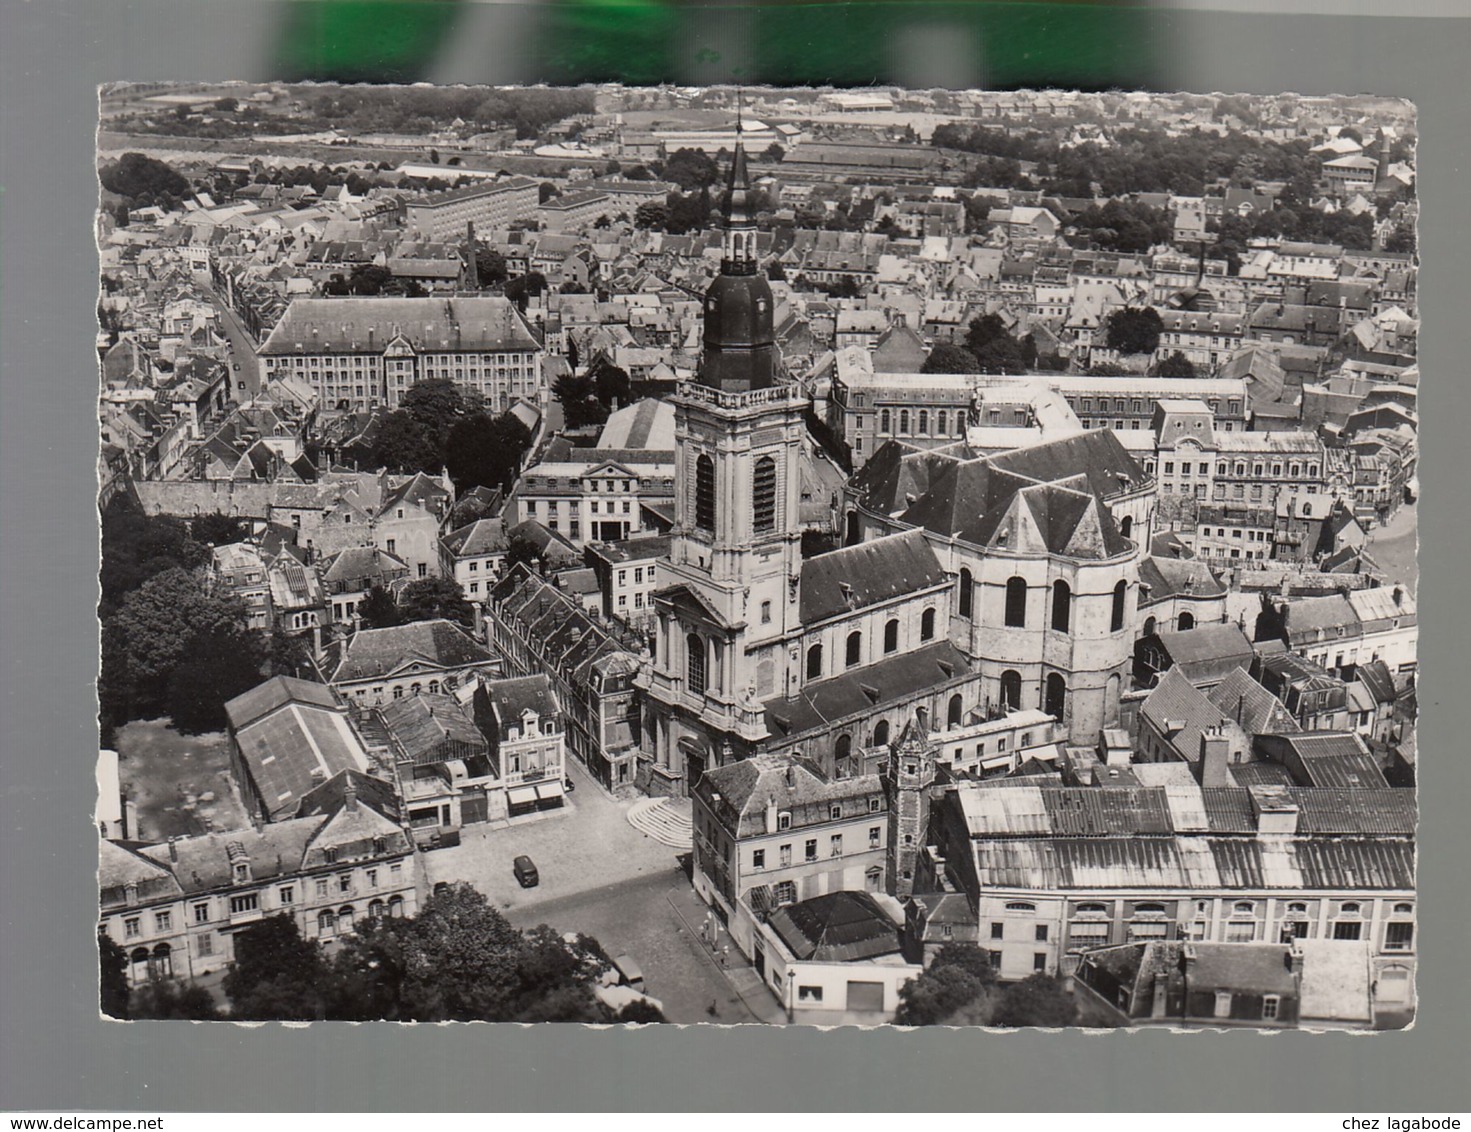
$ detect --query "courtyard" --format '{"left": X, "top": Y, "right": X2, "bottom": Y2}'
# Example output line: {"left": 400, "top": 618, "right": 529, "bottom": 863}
{"left": 113, "top": 718, "right": 249, "bottom": 840}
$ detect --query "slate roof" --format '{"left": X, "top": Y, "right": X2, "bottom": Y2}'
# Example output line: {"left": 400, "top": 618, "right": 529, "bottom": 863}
{"left": 1138, "top": 556, "right": 1226, "bottom": 602}
{"left": 325, "top": 619, "right": 494, "bottom": 684}
{"left": 259, "top": 297, "right": 540, "bottom": 356}
{"left": 853, "top": 431, "right": 1140, "bottom": 559}
{"left": 225, "top": 675, "right": 340, "bottom": 731}
{"left": 1206, "top": 667, "right": 1301, "bottom": 736}
{"left": 766, "top": 891, "right": 903, "bottom": 963}
{"left": 1138, "top": 669, "right": 1236, "bottom": 763}
{"left": 698, "top": 754, "right": 883, "bottom": 840}
{"left": 379, "top": 692, "right": 487, "bottom": 764}
{"left": 764, "top": 641, "right": 971, "bottom": 740}
{"left": 1153, "top": 624, "right": 1257, "bottom": 686}
{"left": 484, "top": 674, "right": 561, "bottom": 730}
{"left": 441, "top": 517, "right": 509, "bottom": 558}
{"left": 799, "top": 530, "right": 947, "bottom": 624}
{"left": 232, "top": 696, "right": 371, "bottom": 819}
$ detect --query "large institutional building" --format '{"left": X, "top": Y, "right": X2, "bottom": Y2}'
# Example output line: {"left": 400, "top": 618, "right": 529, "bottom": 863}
{"left": 637, "top": 141, "right": 1155, "bottom": 799}
{"left": 257, "top": 296, "right": 544, "bottom": 415}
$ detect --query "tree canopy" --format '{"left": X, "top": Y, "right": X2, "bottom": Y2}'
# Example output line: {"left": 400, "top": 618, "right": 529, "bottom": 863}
{"left": 357, "top": 584, "right": 406, "bottom": 630}
{"left": 101, "top": 567, "right": 253, "bottom": 732}
{"left": 99, "top": 152, "right": 190, "bottom": 207}
{"left": 224, "top": 914, "right": 334, "bottom": 1021}
{"left": 1105, "top": 306, "right": 1164, "bottom": 355}
{"left": 1156, "top": 350, "right": 1197, "bottom": 378}
{"left": 398, "top": 577, "right": 475, "bottom": 630}
{"left": 921, "top": 342, "right": 980, "bottom": 374}
{"left": 444, "top": 411, "right": 534, "bottom": 494}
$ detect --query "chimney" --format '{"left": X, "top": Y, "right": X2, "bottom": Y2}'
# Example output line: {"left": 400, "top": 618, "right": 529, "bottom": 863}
{"left": 1248, "top": 784, "right": 1300, "bottom": 836}
{"left": 1287, "top": 942, "right": 1305, "bottom": 978}
{"left": 765, "top": 794, "right": 779, "bottom": 835}
{"left": 343, "top": 774, "right": 358, "bottom": 813}
{"left": 786, "top": 765, "right": 796, "bottom": 791}
{"left": 1392, "top": 585, "right": 1403, "bottom": 606}
{"left": 1151, "top": 970, "right": 1170, "bottom": 1019}
{"left": 123, "top": 798, "right": 138, "bottom": 840}
{"left": 1199, "top": 726, "right": 1231, "bottom": 787}
{"left": 167, "top": 836, "right": 179, "bottom": 863}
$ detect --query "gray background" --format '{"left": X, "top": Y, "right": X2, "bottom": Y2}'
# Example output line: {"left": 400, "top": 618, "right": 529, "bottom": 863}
{"left": 1, "top": 0, "right": 1467, "bottom": 1113}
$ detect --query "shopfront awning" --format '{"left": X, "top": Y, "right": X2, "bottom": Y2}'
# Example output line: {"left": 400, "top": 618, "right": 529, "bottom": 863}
{"left": 508, "top": 786, "right": 538, "bottom": 806}
{"left": 533, "top": 781, "right": 564, "bottom": 801}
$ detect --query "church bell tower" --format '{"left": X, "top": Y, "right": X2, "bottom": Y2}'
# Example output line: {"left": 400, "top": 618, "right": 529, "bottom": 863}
{"left": 640, "top": 125, "right": 810, "bottom": 795}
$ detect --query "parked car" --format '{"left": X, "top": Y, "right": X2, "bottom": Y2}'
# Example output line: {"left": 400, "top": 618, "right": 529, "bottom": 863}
{"left": 512, "top": 854, "right": 539, "bottom": 888}
{"left": 611, "top": 954, "right": 644, "bottom": 992}
{"left": 564, "top": 776, "right": 576, "bottom": 793}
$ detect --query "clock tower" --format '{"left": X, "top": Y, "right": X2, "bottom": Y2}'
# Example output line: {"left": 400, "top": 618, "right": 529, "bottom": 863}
{"left": 641, "top": 135, "right": 808, "bottom": 796}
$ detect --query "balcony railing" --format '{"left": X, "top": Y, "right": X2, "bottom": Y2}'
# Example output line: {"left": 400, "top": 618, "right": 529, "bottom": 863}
{"left": 677, "top": 380, "right": 802, "bottom": 412}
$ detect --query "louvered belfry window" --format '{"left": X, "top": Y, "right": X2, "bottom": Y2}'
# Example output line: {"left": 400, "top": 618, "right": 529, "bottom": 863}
{"left": 694, "top": 454, "right": 716, "bottom": 532}
{"left": 752, "top": 455, "right": 777, "bottom": 533}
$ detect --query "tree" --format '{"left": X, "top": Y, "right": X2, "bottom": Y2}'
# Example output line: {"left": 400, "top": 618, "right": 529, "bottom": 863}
{"left": 357, "top": 584, "right": 405, "bottom": 630}
{"left": 589, "top": 357, "right": 632, "bottom": 408}
{"left": 214, "top": 97, "right": 239, "bottom": 113}
{"left": 633, "top": 200, "right": 668, "bottom": 231}
{"left": 965, "top": 313, "right": 1010, "bottom": 356}
{"left": 1105, "top": 306, "right": 1164, "bottom": 355}
{"left": 100, "top": 154, "right": 190, "bottom": 207}
{"left": 191, "top": 513, "right": 249, "bottom": 547}
{"left": 99, "top": 495, "right": 210, "bottom": 614}
{"left": 129, "top": 976, "right": 222, "bottom": 1020}
{"left": 1385, "top": 224, "right": 1416, "bottom": 255}
{"left": 764, "top": 142, "right": 786, "bottom": 163}
{"left": 974, "top": 335, "right": 1027, "bottom": 374}
{"left": 662, "top": 147, "right": 719, "bottom": 190}
{"left": 894, "top": 964, "right": 987, "bottom": 1026}
{"left": 401, "top": 378, "right": 470, "bottom": 443}
{"left": 566, "top": 336, "right": 580, "bottom": 373}
{"left": 224, "top": 915, "right": 334, "bottom": 1021}
{"left": 616, "top": 1000, "right": 668, "bottom": 1023}
{"left": 503, "top": 272, "right": 549, "bottom": 310}
{"left": 474, "top": 246, "right": 508, "bottom": 285}
{"left": 167, "top": 626, "right": 268, "bottom": 734}
{"left": 99, "top": 930, "right": 131, "bottom": 1020}
{"left": 766, "top": 261, "right": 787, "bottom": 282}
{"left": 538, "top": 182, "right": 560, "bottom": 204}
{"left": 429, "top": 148, "right": 440, "bottom": 165}
{"left": 103, "top": 568, "right": 251, "bottom": 725}
{"left": 398, "top": 576, "right": 474, "bottom": 630}
{"left": 1156, "top": 350, "right": 1197, "bottom": 378}
{"left": 929, "top": 942, "right": 1001, "bottom": 987}
{"left": 993, "top": 973, "right": 1078, "bottom": 1028}
{"left": 921, "top": 342, "right": 980, "bottom": 374}
{"left": 370, "top": 410, "right": 441, "bottom": 475}
{"left": 505, "top": 534, "right": 545, "bottom": 573}
{"left": 445, "top": 411, "right": 534, "bottom": 494}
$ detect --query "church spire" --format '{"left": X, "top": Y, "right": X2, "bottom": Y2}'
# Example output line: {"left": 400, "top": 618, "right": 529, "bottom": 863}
{"left": 721, "top": 98, "right": 757, "bottom": 275}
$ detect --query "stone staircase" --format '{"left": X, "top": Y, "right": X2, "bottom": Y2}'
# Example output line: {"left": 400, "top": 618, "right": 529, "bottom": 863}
{"left": 627, "top": 796, "right": 693, "bottom": 849}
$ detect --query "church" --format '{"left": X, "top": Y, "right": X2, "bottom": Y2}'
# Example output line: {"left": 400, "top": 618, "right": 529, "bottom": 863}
{"left": 638, "top": 138, "right": 1154, "bottom": 797}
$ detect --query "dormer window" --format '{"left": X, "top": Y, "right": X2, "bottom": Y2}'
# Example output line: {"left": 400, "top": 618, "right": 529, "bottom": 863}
{"left": 777, "top": 811, "right": 792, "bottom": 831}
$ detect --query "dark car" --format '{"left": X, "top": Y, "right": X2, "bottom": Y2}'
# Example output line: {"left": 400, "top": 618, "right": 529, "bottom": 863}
{"left": 563, "top": 776, "right": 576, "bottom": 793}
{"left": 512, "top": 855, "right": 539, "bottom": 888}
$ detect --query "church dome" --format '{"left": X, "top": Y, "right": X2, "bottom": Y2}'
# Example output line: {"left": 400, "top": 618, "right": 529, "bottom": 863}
{"left": 702, "top": 273, "right": 775, "bottom": 351}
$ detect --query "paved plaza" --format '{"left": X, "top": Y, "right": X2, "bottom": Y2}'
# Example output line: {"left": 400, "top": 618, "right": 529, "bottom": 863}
{"left": 417, "top": 759, "right": 777, "bottom": 1023}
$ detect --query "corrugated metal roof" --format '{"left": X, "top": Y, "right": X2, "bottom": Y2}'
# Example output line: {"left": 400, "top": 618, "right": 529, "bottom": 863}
{"left": 971, "top": 835, "right": 1413, "bottom": 892}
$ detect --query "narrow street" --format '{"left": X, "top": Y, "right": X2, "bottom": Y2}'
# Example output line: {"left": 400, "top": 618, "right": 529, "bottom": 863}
{"left": 1364, "top": 501, "right": 1418, "bottom": 594}
{"left": 202, "top": 282, "right": 262, "bottom": 401}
